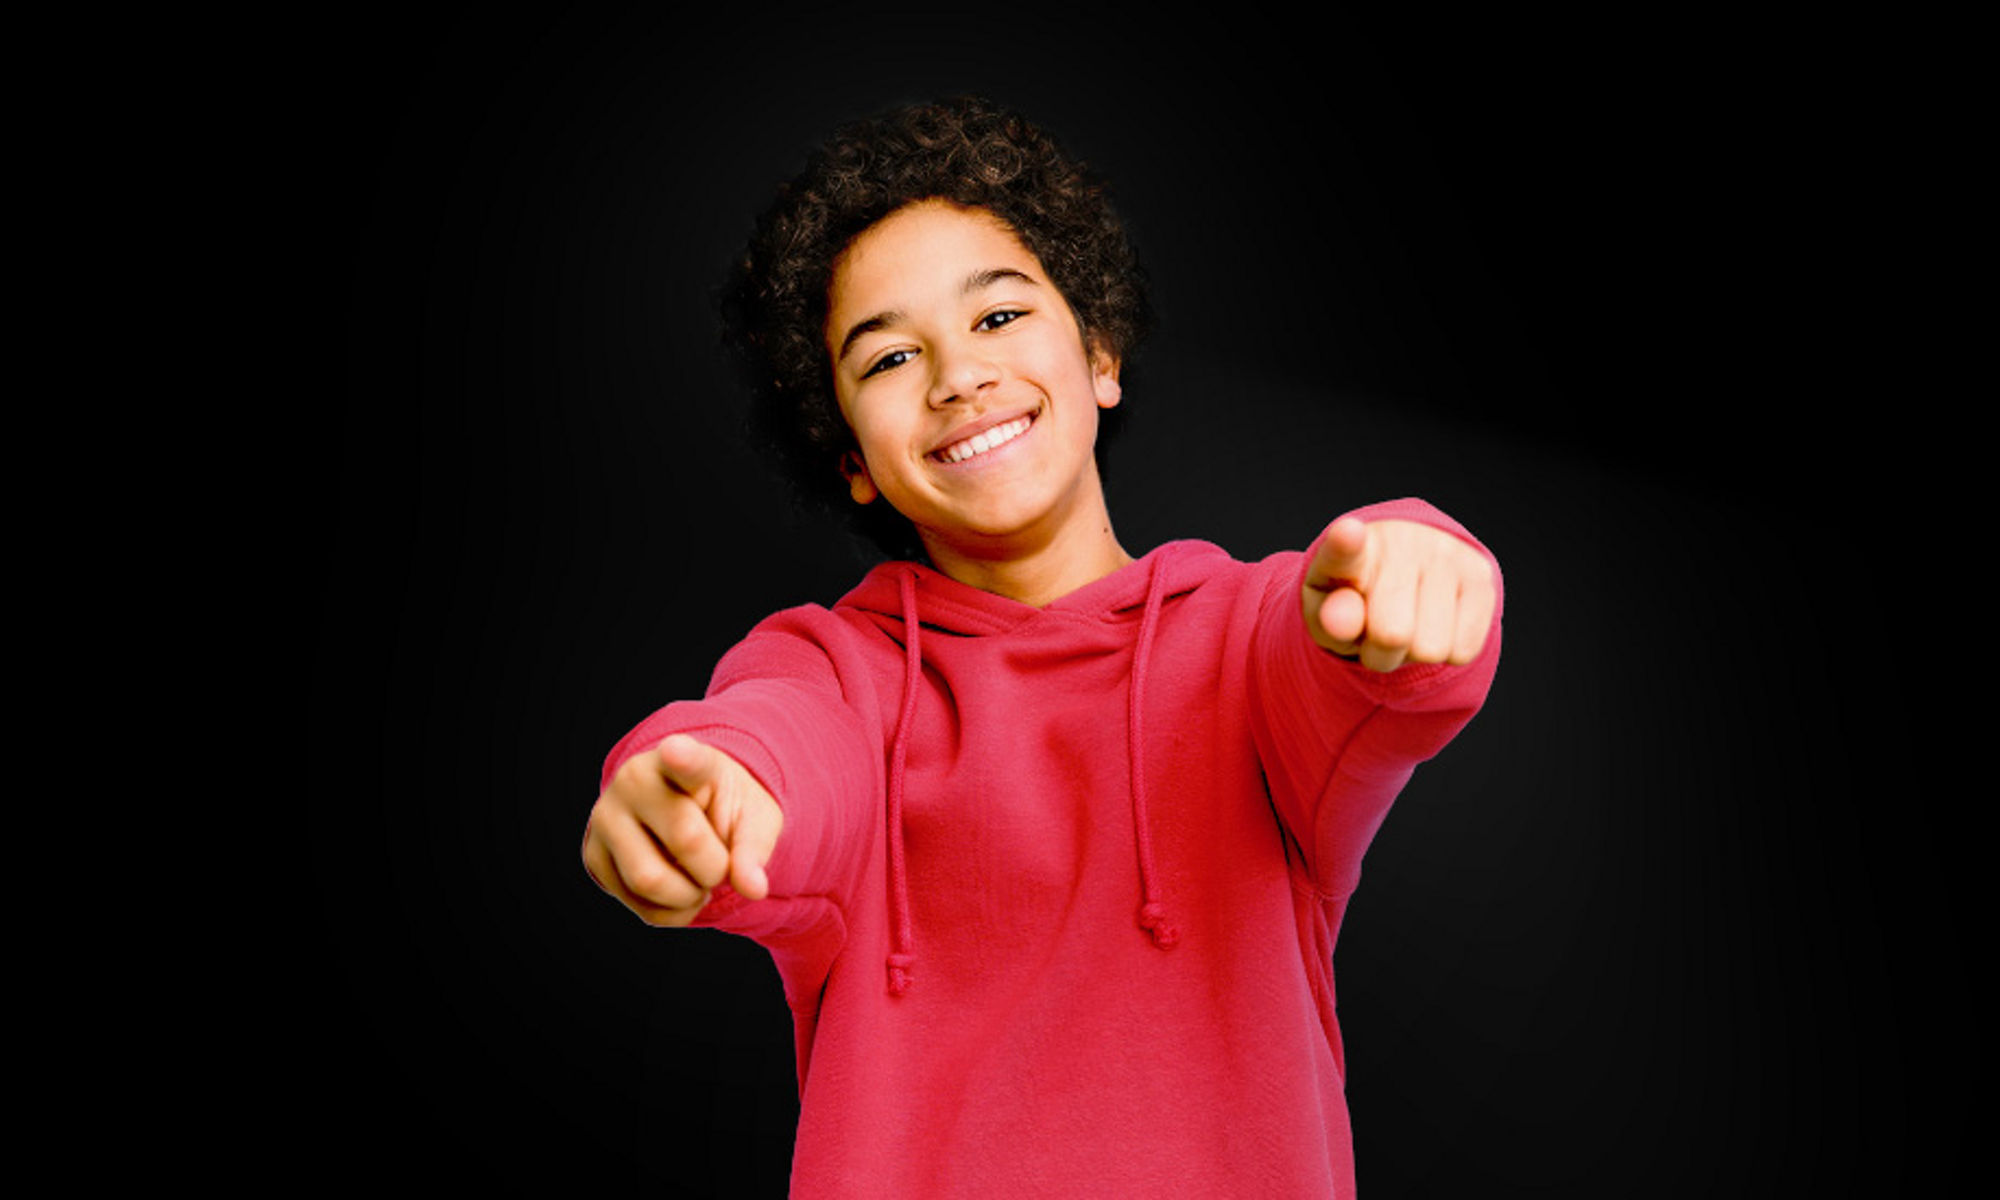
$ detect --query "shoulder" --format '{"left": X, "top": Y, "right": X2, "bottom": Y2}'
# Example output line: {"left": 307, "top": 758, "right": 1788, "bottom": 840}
{"left": 1158, "top": 540, "right": 1306, "bottom": 626}
{"left": 1133, "top": 539, "right": 1278, "bottom": 602}
{"left": 714, "top": 602, "right": 890, "bottom": 675}
{"left": 702, "top": 566, "right": 918, "bottom": 694}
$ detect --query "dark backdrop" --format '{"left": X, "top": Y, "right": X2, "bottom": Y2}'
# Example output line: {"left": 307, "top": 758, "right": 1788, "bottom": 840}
{"left": 298, "top": 9, "right": 1957, "bottom": 1195}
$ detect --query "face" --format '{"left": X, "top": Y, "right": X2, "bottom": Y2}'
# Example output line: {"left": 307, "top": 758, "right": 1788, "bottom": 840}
{"left": 825, "top": 199, "right": 1122, "bottom": 560}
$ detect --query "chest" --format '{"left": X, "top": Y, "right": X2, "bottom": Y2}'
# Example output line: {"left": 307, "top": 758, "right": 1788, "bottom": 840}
{"left": 883, "top": 617, "right": 1286, "bottom": 948}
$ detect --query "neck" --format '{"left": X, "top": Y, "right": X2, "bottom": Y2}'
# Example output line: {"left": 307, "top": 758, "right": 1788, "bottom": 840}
{"left": 920, "top": 507, "right": 1132, "bottom": 609}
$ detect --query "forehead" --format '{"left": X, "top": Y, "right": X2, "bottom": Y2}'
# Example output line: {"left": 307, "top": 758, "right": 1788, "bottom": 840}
{"left": 828, "top": 200, "right": 1044, "bottom": 312}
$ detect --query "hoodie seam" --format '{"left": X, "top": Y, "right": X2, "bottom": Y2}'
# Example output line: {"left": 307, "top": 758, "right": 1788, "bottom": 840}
{"left": 1304, "top": 701, "right": 1385, "bottom": 901}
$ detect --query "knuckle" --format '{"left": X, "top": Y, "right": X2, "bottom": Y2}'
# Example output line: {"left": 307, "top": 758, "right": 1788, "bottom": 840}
{"left": 580, "top": 839, "right": 609, "bottom": 885}
{"left": 613, "top": 756, "right": 652, "bottom": 797}
{"left": 1409, "top": 620, "right": 1454, "bottom": 661}
{"left": 625, "top": 859, "right": 691, "bottom": 906}
{"left": 663, "top": 803, "right": 715, "bottom": 853}
{"left": 1368, "top": 621, "right": 1412, "bottom": 650}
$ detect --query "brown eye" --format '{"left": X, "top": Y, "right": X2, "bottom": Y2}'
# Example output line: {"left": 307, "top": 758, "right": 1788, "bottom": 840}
{"left": 863, "top": 349, "right": 914, "bottom": 378}
{"left": 976, "top": 310, "right": 1024, "bottom": 331}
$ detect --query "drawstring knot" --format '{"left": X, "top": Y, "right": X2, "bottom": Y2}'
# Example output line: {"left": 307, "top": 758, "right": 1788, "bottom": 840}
{"left": 886, "top": 952, "right": 915, "bottom": 996}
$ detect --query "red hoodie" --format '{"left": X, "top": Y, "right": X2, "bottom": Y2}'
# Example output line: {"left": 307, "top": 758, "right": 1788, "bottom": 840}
{"left": 601, "top": 498, "right": 1503, "bottom": 1197}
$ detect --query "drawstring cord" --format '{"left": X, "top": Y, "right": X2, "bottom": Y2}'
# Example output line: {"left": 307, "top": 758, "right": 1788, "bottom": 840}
{"left": 1128, "top": 556, "right": 1179, "bottom": 949}
{"left": 885, "top": 568, "right": 921, "bottom": 996}
{"left": 883, "top": 555, "right": 1180, "bottom": 996}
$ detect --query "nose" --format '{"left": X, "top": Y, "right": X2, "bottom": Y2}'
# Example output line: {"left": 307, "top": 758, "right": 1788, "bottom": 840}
{"left": 926, "top": 335, "right": 1000, "bottom": 409}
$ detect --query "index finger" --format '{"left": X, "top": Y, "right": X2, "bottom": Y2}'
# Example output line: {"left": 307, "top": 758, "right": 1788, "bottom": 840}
{"left": 1303, "top": 517, "right": 1372, "bottom": 594}
{"left": 653, "top": 734, "right": 725, "bottom": 806}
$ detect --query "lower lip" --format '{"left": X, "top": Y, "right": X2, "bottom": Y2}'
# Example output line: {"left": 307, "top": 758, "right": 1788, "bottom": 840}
{"left": 932, "top": 413, "right": 1037, "bottom": 469}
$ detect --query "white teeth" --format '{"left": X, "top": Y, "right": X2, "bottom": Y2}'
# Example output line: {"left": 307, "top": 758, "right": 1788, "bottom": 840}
{"left": 938, "top": 416, "right": 1031, "bottom": 463}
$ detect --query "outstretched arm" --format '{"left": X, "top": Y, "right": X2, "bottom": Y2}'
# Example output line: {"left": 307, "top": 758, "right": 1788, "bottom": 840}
{"left": 582, "top": 733, "right": 784, "bottom": 927}
{"left": 1255, "top": 501, "right": 1503, "bottom": 895}
{"left": 1301, "top": 515, "right": 1497, "bottom": 673}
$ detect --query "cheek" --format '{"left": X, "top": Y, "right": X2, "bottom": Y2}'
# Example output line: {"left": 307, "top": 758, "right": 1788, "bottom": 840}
{"left": 833, "top": 386, "right": 873, "bottom": 446}
{"left": 1027, "top": 334, "right": 1097, "bottom": 390}
{"left": 844, "top": 403, "right": 907, "bottom": 473}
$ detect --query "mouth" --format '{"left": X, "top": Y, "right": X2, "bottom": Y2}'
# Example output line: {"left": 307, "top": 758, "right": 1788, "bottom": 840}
{"left": 930, "top": 409, "right": 1037, "bottom": 465}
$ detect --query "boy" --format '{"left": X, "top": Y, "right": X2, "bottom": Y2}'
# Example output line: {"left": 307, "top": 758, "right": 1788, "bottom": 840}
{"left": 583, "top": 98, "right": 1501, "bottom": 1197}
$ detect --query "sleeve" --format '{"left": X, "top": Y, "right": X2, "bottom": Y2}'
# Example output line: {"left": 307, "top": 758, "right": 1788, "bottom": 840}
{"left": 1247, "top": 497, "right": 1504, "bottom": 899}
{"left": 597, "top": 610, "right": 886, "bottom": 999}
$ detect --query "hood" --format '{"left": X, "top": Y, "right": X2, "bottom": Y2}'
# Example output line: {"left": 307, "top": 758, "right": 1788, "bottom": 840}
{"left": 835, "top": 539, "right": 1234, "bottom": 634}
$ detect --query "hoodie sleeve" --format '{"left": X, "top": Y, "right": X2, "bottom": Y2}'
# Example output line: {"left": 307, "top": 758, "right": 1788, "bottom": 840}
{"left": 1247, "top": 497, "right": 1504, "bottom": 899}
{"left": 598, "top": 610, "right": 886, "bottom": 996}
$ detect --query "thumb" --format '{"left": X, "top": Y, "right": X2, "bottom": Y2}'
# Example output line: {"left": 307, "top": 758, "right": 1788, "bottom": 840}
{"left": 1316, "top": 587, "right": 1368, "bottom": 647}
{"left": 727, "top": 795, "right": 783, "bottom": 901}
{"left": 659, "top": 734, "right": 783, "bottom": 900}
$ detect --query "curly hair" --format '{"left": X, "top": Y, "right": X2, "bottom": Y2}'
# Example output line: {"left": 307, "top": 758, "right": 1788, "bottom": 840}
{"left": 718, "top": 97, "right": 1152, "bottom": 560}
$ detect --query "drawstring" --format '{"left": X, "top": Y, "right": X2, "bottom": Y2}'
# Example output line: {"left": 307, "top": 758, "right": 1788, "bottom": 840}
{"left": 881, "top": 555, "right": 1179, "bottom": 996}
{"left": 1128, "top": 555, "right": 1179, "bottom": 949}
{"left": 885, "top": 568, "right": 921, "bottom": 996}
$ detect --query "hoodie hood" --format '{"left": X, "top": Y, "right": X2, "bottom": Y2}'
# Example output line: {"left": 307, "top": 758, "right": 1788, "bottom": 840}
{"left": 836, "top": 540, "right": 1234, "bottom": 634}
{"left": 834, "top": 541, "right": 1234, "bottom": 995}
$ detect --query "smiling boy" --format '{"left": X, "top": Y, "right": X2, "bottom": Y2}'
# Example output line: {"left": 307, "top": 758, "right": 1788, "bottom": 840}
{"left": 584, "top": 98, "right": 1502, "bottom": 1197}
{"left": 830, "top": 198, "right": 1131, "bottom": 606}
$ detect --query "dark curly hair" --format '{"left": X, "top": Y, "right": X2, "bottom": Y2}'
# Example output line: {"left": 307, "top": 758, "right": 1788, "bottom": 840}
{"left": 719, "top": 97, "right": 1152, "bottom": 561}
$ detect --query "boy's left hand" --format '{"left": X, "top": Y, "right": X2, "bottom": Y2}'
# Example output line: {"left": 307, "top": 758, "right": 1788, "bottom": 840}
{"left": 1302, "top": 517, "right": 1496, "bottom": 673}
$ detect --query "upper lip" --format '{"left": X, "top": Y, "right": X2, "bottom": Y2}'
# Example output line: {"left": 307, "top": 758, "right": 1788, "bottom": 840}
{"left": 926, "top": 404, "right": 1040, "bottom": 459}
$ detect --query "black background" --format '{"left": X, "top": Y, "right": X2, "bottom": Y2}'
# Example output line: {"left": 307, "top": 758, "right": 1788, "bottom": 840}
{"left": 296, "top": 8, "right": 1961, "bottom": 1195}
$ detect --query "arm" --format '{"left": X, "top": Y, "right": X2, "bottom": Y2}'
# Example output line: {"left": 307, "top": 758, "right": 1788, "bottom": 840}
{"left": 582, "top": 613, "right": 890, "bottom": 1077}
{"left": 585, "top": 616, "right": 887, "bottom": 930}
{"left": 1253, "top": 499, "right": 1504, "bottom": 895}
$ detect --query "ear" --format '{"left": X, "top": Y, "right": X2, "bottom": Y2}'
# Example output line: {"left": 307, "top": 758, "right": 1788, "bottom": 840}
{"left": 1088, "top": 339, "right": 1122, "bottom": 410}
{"left": 840, "top": 451, "right": 879, "bottom": 505}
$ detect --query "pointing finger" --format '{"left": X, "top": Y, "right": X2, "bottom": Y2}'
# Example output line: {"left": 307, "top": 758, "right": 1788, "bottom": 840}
{"left": 654, "top": 734, "right": 725, "bottom": 804}
{"left": 1304, "top": 517, "right": 1372, "bottom": 594}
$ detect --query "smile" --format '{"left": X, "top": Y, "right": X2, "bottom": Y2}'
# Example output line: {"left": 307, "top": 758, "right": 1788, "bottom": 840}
{"left": 933, "top": 414, "right": 1034, "bottom": 464}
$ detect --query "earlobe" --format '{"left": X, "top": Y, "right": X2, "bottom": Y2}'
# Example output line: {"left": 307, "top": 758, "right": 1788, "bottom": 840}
{"left": 841, "top": 452, "right": 879, "bottom": 505}
{"left": 1090, "top": 343, "right": 1123, "bottom": 410}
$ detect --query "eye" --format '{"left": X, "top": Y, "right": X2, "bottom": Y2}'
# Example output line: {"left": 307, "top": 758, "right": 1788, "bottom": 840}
{"left": 862, "top": 348, "right": 915, "bottom": 379}
{"left": 976, "top": 309, "right": 1025, "bottom": 331}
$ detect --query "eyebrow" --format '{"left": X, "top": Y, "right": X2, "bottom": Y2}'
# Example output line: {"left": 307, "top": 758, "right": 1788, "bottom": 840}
{"left": 834, "top": 267, "right": 1039, "bottom": 364}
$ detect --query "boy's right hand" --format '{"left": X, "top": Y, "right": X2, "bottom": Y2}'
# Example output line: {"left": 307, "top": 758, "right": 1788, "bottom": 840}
{"left": 582, "top": 734, "right": 783, "bottom": 927}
